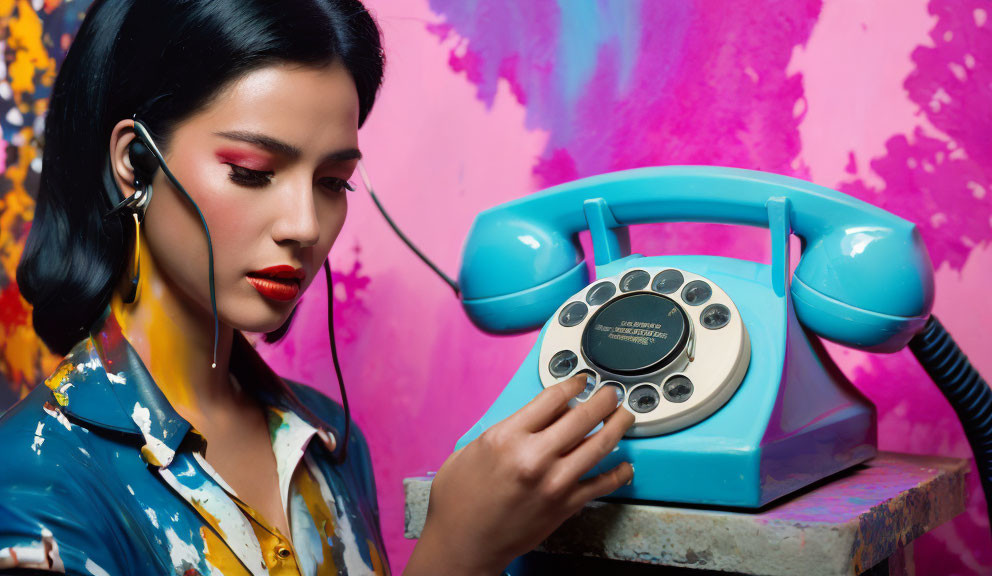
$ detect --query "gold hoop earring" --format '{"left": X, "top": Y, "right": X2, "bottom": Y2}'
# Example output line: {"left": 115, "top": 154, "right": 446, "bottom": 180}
{"left": 122, "top": 211, "right": 141, "bottom": 304}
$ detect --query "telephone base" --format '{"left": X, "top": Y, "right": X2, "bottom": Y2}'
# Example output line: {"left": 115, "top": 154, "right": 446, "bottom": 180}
{"left": 456, "top": 255, "right": 877, "bottom": 508}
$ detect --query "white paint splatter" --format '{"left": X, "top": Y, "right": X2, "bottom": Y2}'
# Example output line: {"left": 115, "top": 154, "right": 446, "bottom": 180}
{"left": 42, "top": 404, "right": 73, "bottom": 432}
{"left": 6, "top": 107, "right": 23, "bottom": 126}
{"left": 158, "top": 466, "right": 266, "bottom": 576}
{"left": 132, "top": 403, "right": 151, "bottom": 430}
{"left": 131, "top": 402, "right": 174, "bottom": 467}
{"left": 164, "top": 528, "right": 202, "bottom": 572}
{"left": 145, "top": 508, "right": 159, "bottom": 528}
{"left": 106, "top": 372, "right": 127, "bottom": 385}
{"left": 31, "top": 422, "right": 45, "bottom": 455}
{"left": 75, "top": 356, "right": 102, "bottom": 373}
{"left": 0, "top": 542, "right": 46, "bottom": 565}
{"left": 976, "top": 8, "right": 988, "bottom": 27}
{"left": 176, "top": 459, "right": 197, "bottom": 478}
{"left": 85, "top": 558, "right": 112, "bottom": 576}
{"left": 127, "top": 485, "right": 135, "bottom": 495}
{"left": 78, "top": 447, "right": 90, "bottom": 457}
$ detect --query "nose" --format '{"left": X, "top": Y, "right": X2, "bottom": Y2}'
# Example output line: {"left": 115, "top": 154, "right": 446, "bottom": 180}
{"left": 271, "top": 178, "right": 321, "bottom": 247}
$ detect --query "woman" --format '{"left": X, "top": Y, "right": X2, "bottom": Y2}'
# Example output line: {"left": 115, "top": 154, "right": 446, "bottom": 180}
{"left": 0, "top": 1, "right": 635, "bottom": 574}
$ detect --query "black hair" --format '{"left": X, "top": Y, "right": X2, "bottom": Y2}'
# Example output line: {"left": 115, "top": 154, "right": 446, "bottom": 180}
{"left": 16, "top": 0, "right": 384, "bottom": 356}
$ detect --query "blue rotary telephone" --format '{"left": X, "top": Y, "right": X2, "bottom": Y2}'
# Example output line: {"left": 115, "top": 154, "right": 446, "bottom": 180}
{"left": 365, "top": 163, "right": 988, "bottom": 512}
{"left": 451, "top": 165, "right": 937, "bottom": 507}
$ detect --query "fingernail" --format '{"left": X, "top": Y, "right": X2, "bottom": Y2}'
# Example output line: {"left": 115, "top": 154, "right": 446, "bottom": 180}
{"left": 575, "top": 374, "right": 597, "bottom": 401}
{"left": 613, "top": 385, "right": 625, "bottom": 407}
{"left": 626, "top": 463, "right": 635, "bottom": 486}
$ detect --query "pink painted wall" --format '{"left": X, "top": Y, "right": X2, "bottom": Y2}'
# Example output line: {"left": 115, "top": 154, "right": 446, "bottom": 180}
{"left": 1, "top": 0, "right": 989, "bottom": 573}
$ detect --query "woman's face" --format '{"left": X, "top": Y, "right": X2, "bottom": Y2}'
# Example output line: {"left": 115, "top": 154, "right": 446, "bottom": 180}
{"left": 109, "top": 61, "right": 360, "bottom": 333}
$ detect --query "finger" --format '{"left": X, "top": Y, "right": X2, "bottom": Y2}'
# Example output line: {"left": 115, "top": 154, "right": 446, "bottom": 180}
{"left": 540, "top": 384, "right": 625, "bottom": 454}
{"left": 566, "top": 461, "right": 634, "bottom": 509}
{"left": 559, "top": 404, "right": 635, "bottom": 481}
{"left": 505, "top": 373, "right": 590, "bottom": 432}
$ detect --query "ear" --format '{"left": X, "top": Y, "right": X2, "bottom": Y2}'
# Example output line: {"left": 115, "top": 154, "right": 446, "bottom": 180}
{"left": 108, "top": 118, "right": 140, "bottom": 200}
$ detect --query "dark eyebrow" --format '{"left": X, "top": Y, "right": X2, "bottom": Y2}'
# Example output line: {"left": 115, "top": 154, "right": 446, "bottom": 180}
{"left": 213, "top": 130, "right": 362, "bottom": 162}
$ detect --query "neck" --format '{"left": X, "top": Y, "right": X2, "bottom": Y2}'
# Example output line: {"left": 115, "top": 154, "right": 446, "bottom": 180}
{"left": 111, "top": 239, "right": 237, "bottom": 421}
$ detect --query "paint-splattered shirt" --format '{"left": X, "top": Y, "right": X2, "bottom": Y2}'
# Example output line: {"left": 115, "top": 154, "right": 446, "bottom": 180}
{"left": 0, "top": 309, "right": 390, "bottom": 575}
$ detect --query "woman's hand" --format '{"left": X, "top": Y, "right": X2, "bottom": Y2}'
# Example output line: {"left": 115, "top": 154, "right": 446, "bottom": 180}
{"left": 405, "top": 374, "right": 636, "bottom": 575}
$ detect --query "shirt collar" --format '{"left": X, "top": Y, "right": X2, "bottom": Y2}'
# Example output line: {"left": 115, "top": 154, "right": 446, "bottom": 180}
{"left": 48, "top": 304, "right": 319, "bottom": 468}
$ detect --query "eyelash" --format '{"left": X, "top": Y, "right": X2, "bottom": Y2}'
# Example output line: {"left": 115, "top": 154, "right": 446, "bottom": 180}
{"left": 225, "top": 163, "right": 355, "bottom": 194}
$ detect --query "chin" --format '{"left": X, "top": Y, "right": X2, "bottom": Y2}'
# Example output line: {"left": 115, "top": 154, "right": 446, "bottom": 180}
{"left": 226, "top": 302, "right": 297, "bottom": 335}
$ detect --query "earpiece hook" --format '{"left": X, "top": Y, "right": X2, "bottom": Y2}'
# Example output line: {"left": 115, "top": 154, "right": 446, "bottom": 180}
{"left": 120, "top": 115, "right": 221, "bottom": 369}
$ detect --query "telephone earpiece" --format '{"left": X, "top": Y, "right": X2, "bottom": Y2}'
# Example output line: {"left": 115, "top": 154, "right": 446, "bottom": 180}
{"left": 128, "top": 135, "right": 159, "bottom": 189}
{"left": 459, "top": 218, "right": 588, "bottom": 334}
{"left": 458, "top": 166, "right": 935, "bottom": 352}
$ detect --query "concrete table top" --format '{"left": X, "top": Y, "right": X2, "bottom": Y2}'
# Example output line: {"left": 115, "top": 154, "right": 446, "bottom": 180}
{"left": 403, "top": 452, "right": 968, "bottom": 576}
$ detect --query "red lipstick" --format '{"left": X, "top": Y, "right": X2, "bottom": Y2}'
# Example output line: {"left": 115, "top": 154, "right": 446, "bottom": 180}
{"left": 246, "top": 265, "right": 305, "bottom": 302}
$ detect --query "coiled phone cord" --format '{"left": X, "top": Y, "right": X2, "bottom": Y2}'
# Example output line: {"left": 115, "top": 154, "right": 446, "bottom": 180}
{"left": 910, "top": 315, "right": 992, "bottom": 535}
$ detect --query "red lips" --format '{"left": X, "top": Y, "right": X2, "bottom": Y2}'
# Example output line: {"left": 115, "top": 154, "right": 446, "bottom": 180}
{"left": 246, "top": 265, "right": 304, "bottom": 302}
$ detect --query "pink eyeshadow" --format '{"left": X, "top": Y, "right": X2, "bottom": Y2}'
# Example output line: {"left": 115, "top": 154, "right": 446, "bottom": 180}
{"left": 215, "top": 148, "right": 273, "bottom": 171}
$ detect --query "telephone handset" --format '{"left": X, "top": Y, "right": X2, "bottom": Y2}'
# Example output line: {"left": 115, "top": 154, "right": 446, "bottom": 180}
{"left": 458, "top": 166, "right": 934, "bottom": 350}
{"left": 452, "top": 166, "right": 943, "bottom": 507}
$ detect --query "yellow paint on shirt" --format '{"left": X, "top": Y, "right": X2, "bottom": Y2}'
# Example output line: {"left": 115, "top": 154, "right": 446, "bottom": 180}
{"left": 43, "top": 361, "right": 73, "bottom": 406}
{"left": 199, "top": 524, "right": 251, "bottom": 576}
{"left": 295, "top": 463, "right": 341, "bottom": 575}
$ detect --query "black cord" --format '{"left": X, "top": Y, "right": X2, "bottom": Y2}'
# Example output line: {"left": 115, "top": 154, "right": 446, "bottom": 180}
{"left": 325, "top": 259, "right": 350, "bottom": 462}
{"left": 357, "top": 161, "right": 460, "bottom": 296}
{"left": 133, "top": 119, "right": 220, "bottom": 368}
{"left": 909, "top": 315, "right": 992, "bottom": 537}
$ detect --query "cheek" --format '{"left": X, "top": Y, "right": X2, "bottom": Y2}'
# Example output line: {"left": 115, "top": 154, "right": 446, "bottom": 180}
{"left": 318, "top": 193, "right": 348, "bottom": 249}
{"left": 142, "top": 174, "right": 214, "bottom": 275}
{"left": 307, "top": 195, "right": 348, "bottom": 275}
{"left": 144, "top": 161, "right": 252, "bottom": 283}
